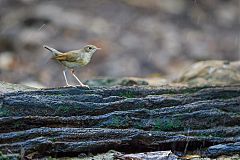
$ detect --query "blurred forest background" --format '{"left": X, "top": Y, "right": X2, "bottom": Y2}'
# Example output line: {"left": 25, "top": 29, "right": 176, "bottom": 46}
{"left": 0, "top": 0, "right": 239, "bottom": 87}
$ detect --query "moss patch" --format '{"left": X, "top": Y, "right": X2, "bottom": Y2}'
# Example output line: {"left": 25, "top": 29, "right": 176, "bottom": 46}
{"left": 108, "top": 116, "right": 124, "bottom": 128}
{"left": 56, "top": 105, "right": 71, "bottom": 114}
{"left": 0, "top": 108, "right": 11, "bottom": 117}
{"left": 153, "top": 118, "right": 183, "bottom": 131}
{"left": 119, "top": 91, "right": 137, "bottom": 98}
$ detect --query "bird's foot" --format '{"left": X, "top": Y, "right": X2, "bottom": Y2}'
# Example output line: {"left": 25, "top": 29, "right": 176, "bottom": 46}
{"left": 77, "top": 84, "right": 90, "bottom": 89}
{"left": 64, "top": 84, "right": 74, "bottom": 87}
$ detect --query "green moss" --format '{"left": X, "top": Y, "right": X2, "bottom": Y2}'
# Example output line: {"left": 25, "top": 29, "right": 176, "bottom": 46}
{"left": 134, "top": 121, "right": 144, "bottom": 129}
{"left": 173, "top": 86, "right": 210, "bottom": 95}
{"left": 109, "top": 116, "right": 122, "bottom": 127}
{"left": 56, "top": 105, "right": 70, "bottom": 114}
{"left": 107, "top": 116, "right": 130, "bottom": 128}
{"left": 119, "top": 91, "right": 136, "bottom": 98}
{"left": 0, "top": 108, "right": 11, "bottom": 117}
{"left": 0, "top": 153, "right": 19, "bottom": 160}
{"left": 0, "top": 156, "right": 10, "bottom": 160}
{"left": 49, "top": 137, "right": 57, "bottom": 142}
{"left": 154, "top": 118, "right": 183, "bottom": 131}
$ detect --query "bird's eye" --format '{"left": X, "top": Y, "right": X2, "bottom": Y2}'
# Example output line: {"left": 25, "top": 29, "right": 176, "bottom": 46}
{"left": 88, "top": 47, "right": 92, "bottom": 50}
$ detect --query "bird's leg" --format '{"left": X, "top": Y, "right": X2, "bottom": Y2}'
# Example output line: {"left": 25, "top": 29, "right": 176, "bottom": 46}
{"left": 63, "top": 70, "right": 71, "bottom": 86}
{"left": 70, "top": 69, "right": 89, "bottom": 88}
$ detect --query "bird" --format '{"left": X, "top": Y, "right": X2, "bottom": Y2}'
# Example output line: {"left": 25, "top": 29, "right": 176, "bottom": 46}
{"left": 43, "top": 44, "right": 101, "bottom": 88}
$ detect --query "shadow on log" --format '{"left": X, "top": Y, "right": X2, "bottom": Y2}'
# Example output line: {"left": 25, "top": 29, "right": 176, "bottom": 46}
{"left": 0, "top": 85, "right": 240, "bottom": 158}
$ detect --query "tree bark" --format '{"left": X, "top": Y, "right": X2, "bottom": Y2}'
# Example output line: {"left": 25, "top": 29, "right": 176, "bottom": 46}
{"left": 0, "top": 85, "right": 240, "bottom": 158}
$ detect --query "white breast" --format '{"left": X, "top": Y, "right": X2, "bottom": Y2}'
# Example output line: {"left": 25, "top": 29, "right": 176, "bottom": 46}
{"left": 60, "top": 61, "right": 84, "bottom": 68}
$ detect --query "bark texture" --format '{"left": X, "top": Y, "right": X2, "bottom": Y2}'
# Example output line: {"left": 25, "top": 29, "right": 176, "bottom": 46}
{"left": 0, "top": 85, "right": 240, "bottom": 159}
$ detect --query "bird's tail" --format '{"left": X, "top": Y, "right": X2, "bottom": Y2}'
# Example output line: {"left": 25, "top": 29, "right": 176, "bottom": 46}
{"left": 43, "top": 45, "right": 62, "bottom": 56}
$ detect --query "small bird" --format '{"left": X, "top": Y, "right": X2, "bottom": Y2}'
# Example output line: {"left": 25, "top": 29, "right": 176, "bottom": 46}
{"left": 43, "top": 44, "right": 101, "bottom": 88}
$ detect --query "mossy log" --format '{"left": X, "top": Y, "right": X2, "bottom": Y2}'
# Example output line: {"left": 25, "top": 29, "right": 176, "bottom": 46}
{"left": 0, "top": 85, "right": 240, "bottom": 158}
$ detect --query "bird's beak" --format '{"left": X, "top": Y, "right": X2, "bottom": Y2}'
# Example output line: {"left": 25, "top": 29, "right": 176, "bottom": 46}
{"left": 96, "top": 47, "right": 101, "bottom": 50}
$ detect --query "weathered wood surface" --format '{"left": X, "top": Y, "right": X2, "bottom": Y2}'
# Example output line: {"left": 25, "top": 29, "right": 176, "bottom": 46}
{"left": 0, "top": 85, "right": 240, "bottom": 159}
{"left": 115, "top": 150, "right": 178, "bottom": 160}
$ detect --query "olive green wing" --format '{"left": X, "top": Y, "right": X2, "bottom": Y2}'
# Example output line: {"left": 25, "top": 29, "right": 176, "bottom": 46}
{"left": 53, "top": 51, "right": 79, "bottom": 62}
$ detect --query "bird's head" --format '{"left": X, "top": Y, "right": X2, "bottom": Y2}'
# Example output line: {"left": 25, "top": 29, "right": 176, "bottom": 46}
{"left": 83, "top": 45, "right": 101, "bottom": 54}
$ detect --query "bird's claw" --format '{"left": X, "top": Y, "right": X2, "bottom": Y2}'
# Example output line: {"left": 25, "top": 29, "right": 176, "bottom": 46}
{"left": 81, "top": 84, "right": 90, "bottom": 89}
{"left": 75, "top": 84, "right": 90, "bottom": 89}
{"left": 64, "top": 84, "right": 89, "bottom": 89}
{"left": 64, "top": 84, "right": 74, "bottom": 87}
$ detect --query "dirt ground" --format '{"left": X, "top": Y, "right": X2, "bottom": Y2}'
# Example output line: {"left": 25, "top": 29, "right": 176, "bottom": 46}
{"left": 0, "top": 0, "right": 239, "bottom": 87}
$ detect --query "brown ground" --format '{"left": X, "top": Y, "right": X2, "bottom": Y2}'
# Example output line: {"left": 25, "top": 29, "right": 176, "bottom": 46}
{"left": 0, "top": 0, "right": 239, "bottom": 87}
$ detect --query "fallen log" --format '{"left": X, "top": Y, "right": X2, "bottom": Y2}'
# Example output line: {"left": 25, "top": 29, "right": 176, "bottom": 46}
{"left": 0, "top": 127, "right": 237, "bottom": 158}
{"left": 0, "top": 85, "right": 240, "bottom": 158}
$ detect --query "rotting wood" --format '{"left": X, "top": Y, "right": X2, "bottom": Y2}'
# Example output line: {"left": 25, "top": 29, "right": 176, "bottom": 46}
{"left": 0, "top": 85, "right": 240, "bottom": 158}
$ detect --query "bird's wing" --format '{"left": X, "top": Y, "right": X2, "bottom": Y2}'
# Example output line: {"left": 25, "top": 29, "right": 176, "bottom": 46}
{"left": 53, "top": 51, "right": 79, "bottom": 62}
